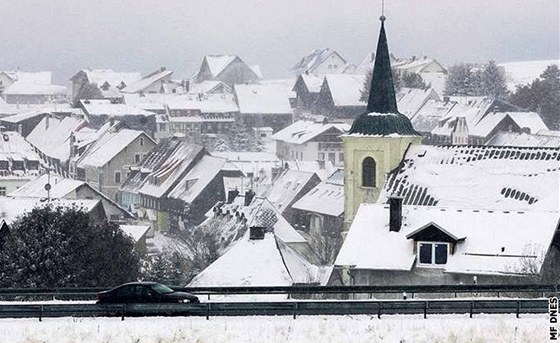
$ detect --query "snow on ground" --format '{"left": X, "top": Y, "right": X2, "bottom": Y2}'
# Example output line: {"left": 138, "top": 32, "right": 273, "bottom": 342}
{"left": 0, "top": 314, "right": 547, "bottom": 343}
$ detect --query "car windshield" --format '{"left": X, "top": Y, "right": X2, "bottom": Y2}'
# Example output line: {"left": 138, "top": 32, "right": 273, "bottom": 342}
{"left": 150, "top": 284, "right": 174, "bottom": 294}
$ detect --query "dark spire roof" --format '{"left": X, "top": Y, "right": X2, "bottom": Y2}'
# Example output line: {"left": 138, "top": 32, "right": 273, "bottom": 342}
{"left": 349, "top": 17, "right": 421, "bottom": 137}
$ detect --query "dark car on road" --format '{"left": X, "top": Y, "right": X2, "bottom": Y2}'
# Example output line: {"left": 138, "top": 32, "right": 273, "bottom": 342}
{"left": 97, "top": 282, "right": 199, "bottom": 304}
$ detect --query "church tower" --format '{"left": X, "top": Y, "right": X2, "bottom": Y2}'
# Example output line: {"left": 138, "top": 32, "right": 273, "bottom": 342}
{"left": 342, "top": 16, "right": 423, "bottom": 230}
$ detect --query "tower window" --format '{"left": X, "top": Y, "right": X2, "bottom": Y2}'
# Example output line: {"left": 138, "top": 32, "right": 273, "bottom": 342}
{"left": 362, "top": 157, "right": 376, "bottom": 187}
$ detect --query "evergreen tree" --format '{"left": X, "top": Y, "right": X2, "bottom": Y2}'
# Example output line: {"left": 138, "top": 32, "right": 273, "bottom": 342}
{"left": 481, "top": 60, "right": 509, "bottom": 100}
{"left": 0, "top": 205, "right": 141, "bottom": 288}
{"left": 510, "top": 64, "right": 560, "bottom": 129}
{"left": 72, "top": 82, "right": 103, "bottom": 107}
{"left": 142, "top": 250, "right": 190, "bottom": 286}
{"left": 444, "top": 63, "right": 479, "bottom": 96}
{"left": 400, "top": 70, "right": 428, "bottom": 90}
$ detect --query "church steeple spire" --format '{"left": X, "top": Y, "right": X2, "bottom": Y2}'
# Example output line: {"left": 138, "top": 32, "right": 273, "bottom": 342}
{"left": 366, "top": 16, "right": 398, "bottom": 114}
{"left": 347, "top": 16, "right": 420, "bottom": 136}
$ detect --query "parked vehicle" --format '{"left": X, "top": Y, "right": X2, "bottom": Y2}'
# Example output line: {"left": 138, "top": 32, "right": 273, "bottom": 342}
{"left": 97, "top": 282, "right": 199, "bottom": 304}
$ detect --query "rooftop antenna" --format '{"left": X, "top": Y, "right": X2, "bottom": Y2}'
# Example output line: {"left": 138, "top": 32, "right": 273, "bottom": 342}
{"left": 381, "top": 0, "right": 386, "bottom": 21}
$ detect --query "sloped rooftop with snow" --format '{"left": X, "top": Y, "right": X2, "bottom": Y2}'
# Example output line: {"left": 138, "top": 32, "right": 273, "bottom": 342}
{"left": 168, "top": 155, "right": 226, "bottom": 204}
{"left": 336, "top": 203, "right": 559, "bottom": 276}
{"left": 262, "top": 169, "right": 319, "bottom": 213}
{"left": 292, "top": 169, "right": 344, "bottom": 217}
{"left": 77, "top": 129, "right": 148, "bottom": 168}
{"left": 271, "top": 120, "right": 349, "bottom": 145}
{"left": 120, "top": 137, "right": 205, "bottom": 199}
{"left": 380, "top": 145, "right": 560, "bottom": 211}
{"left": 26, "top": 115, "right": 87, "bottom": 162}
{"left": 324, "top": 74, "right": 365, "bottom": 107}
{"left": 486, "top": 131, "right": 560, "bottom": 148}
{"left": 234, "top": 84, "right": 293, "bottom": 114}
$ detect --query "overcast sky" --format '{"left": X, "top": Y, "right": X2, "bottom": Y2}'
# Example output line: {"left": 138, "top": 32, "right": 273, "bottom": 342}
{"left": 0, "top": 0, "right": 558, "bottom": 83}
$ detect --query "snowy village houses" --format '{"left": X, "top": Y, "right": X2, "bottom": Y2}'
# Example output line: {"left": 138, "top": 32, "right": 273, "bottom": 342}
{"left": 272, "top": 120, "right": 349, "bottom": 166}
{"left": 118, "top": 136, "right": 242, "bottom": 231}
{"left": 193, "top": 55, "right": 262, "bottom": 86}
{"left": 0, "top": 71, "right": 66, "bottom": 105}
{"left": 70, "top": 127, "right": 156, "bottom": 201}
{"left": 329, "top": 16, "right": 560, "bottom": 286}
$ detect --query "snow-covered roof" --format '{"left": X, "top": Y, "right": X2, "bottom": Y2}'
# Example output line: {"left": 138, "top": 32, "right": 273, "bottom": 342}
{"left": 4, "top": 83, "right": 66, "bottom": 96}
{"left": 0, "top": 197, "right": 101, "bottom": 224}
{"left": 336, "top": 203, "right": 559, "bottom": 276}
{"left": 283, "top": 160, "right": 337, "bottom": 181}
{"left": 244, "top": 197, "right": 306, "bottom": 244}
{"left": 262, "top": 169, "right": 320, "bottom": 212}
{"left": 498, "top": 59, "right": 560, "bottom": 91}
{"left": 486, "top": 132, "right": 560, "bottom": 148}
{"left": 391, "top": 56, "right": 447, "bottom": 74}
{"left": 120, "top": 225, "right": 150, "bottom": 242}
{"left": 120, "top": 137, "right": 205, "bottom": 199}
{"left": 296, "top": 74, "right": 323, "bottom": 93}
{"left": 410, "top": 99, "right": 455, "bottom": 133}
{"left": 188, "top": 232, "right": 292, "bottom": 287}
{"left": 120, "top": 68, "right": 173, "bottom": 94}
{"left": 292, "top": 48, "right": 346, "bottom": 75}
{"left": 380, "top": 145, "right": 560, "bottom": 212}
{"left": 77, "top": 69, "right": 142, "bottom": 89}
{"left": 470, "top": 112, "right": 547, "bottom": 138}
{"left": 204, "top": 55, "right": 238, "bottom": 77}
{"left": 396, "top": 88, "right": 440, "bottom": 119}
{"left": 0, "top": 110, "right": 47, "bottom": 124}
{"left": 260, "top": 78, "right": 297, "bottom": 98}
{"left": 234, "top": 84, "right": 293, "bottom": 114}
{"left": 168, "top": 155, "right": 226, "bottom": 203}
{"left": 291, "top": 175, "right": 344, "bottom": 217}
{"left": 271, "top": 120, "right": 349, "bottom": 145}
{"left": 77, "top": 129, "right": 149, "bottom": 168}
{"left": 0, "top": 131, "right": 41, "bottom": 161}
{"left": 26, "top": 115, "right": 87, "bottom": 162}
{"left": 81, "top": 100, "right": 156, "bottom": 116}
{"left": 323, "top": 74, "right": 366, "bottom": 107}
{"left": 9, "top": 174, "right": 83, "bottom": 198}
{"left": 212, "top": 151, "right": 280, "bottom": 163}
{"left": 1, "top": 71, "right": 52, "bottom": 85}
{"left": 166, "top": 95, "right": 239, "bottom": 114}
{"left": 188, "top": 81, "right": 231, "bottom": 95}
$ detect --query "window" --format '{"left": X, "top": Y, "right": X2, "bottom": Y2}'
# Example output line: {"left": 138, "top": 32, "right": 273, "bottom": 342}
{"left": 328, "top": 153, "right": 336, "bottom": 164}
{"left": 115, "top": 171, "right": 121, "bottom": 183}
{"left": 134, "top": 154, "right": 141, "bottom": 163}
{"left": 0, "top": 186, "right": 6, "bottom": 196}
{"left": 318, "top": 152, "right": 325, "bottom": 161}
{"left": 140, "top": 137, "right": 144, "bottom": 146}
{"left": 339, "top": 153, "right": 344, "bottom": 162}
{"left": 362, "top": 157, "right": 376, "bottom": 187}
{"left": 418, "top": 242, "right": 448, "bottom": 266}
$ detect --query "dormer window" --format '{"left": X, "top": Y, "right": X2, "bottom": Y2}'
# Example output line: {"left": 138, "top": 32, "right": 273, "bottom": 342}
{"left": 406, "top": 222, "right": 466, "bottom": 268}
{"left": 418, "top": 242, "right": 449, "bottom": 266}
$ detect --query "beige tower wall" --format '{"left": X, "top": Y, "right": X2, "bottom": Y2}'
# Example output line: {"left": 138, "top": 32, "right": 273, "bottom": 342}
{"left": 342, "top": 135, "right": 422, "bottom": 230}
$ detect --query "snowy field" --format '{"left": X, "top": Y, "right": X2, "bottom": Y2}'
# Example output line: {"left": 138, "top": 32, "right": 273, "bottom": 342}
{"left": 0, "top": 314, "right": 549, "bottom": 343}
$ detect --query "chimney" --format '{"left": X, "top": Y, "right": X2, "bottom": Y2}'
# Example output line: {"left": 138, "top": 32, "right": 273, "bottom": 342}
{"left": 244, "top": 190, "right": 255, "bottom": 206}
{"left": 249, "top": 226, "right": 265, "bottom": 240}
{"left": 227, "top": 189, "right": 239, "bottom": 204}
{"left": 389, "top": 197, "right": 403, "bottom": 232}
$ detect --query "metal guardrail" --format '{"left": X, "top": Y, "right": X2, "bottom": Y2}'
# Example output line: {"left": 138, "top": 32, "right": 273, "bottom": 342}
{"left": 0, "top": 284, "right": 557, "bottom": 299}
{"left": 0, "top": 299, "right": 548, "bottom": 321}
